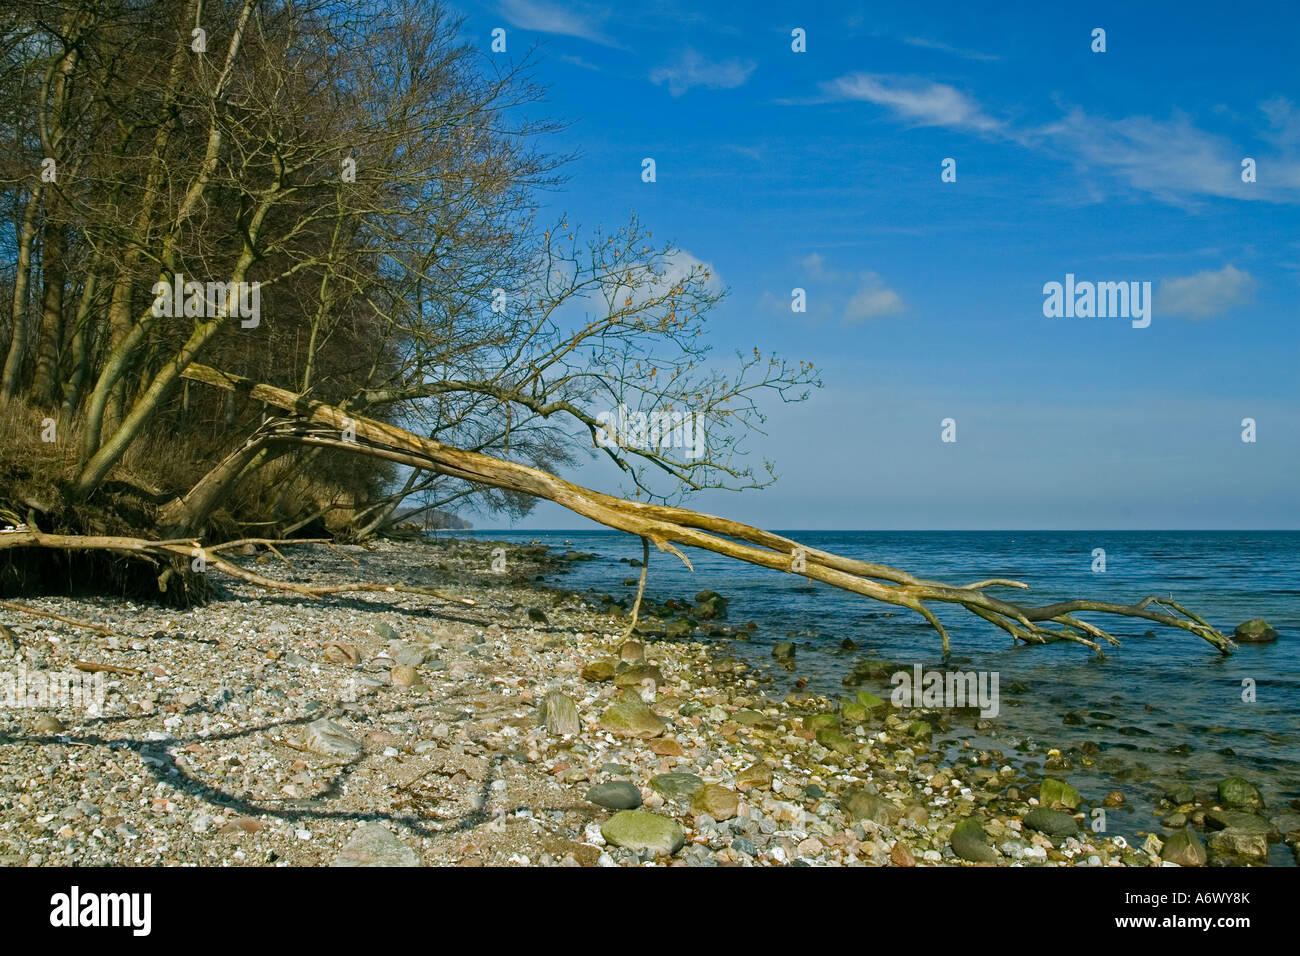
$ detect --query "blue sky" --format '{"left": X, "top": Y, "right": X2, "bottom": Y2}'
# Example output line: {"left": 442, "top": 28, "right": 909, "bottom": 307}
{"left": 456, "top": 0, "right": 1299, "bottom": 529}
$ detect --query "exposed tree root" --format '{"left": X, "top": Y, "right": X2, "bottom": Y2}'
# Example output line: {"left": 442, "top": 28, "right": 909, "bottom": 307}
{"left": 0, "top": 531, "right": 475, "bottom": 606}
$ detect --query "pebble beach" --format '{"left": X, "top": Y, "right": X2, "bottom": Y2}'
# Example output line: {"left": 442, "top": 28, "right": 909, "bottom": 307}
{"left": 0, "top": 537, "right": 1292, "bottom": 867}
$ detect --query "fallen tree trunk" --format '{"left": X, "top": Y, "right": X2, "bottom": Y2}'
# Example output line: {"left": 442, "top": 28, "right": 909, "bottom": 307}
{"left": 160, "top": 363, "right": 1233, "bottom": 656}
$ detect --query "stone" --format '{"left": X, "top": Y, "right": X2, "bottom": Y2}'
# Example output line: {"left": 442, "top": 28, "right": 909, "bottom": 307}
{"left": 540, "top": 692, "right": 580, "bottom": 736}
{"left": 1103, "top": 789, "right": 1125, "bottom": 807}
{"left": 33, "top": 715, "right": 65, "bottom": 734}
{"left": 598, "top": 692, "right": 666, "bottom": 738}
{"left": 840, "top": 701, "right": 868, "bottom": 724}
{"left": 391, "top": 664, "right": 423, "bottom": 688}
{"left": 1023, "top": 807, "right": 1080, "bottom": 836}
{"left": 600, "top": 811, "right": 685, "bottom": 856}
{"left": 844, "top": 790, "right": 901, "bottom": 826}
{"left": 332, "top": 824, "right": 420, "bottom": 867}
{"left": 1217, "top": 776, "right": 1264, "bottom": 810}
{"left": 816, "top": 728, "right": 855, "bottom": 756}
{"left": 585, "top": 781, "right": 642, "bottom": 810}
{"left": 526, "top": 607, "right": 548, "bottom": 625}
{"left": 665, "top": 618, "right": 694, "bottom": 640}
{"left": 581, "top": 660, "right": 616, "bottom": 682}
{"left": 394, "top": 645, "right": 428, "bottom": 667}
{"left": 323, "top": 642, "right": 359, "bottom": 664}
{"left": 613, "top": 663, "right": 665, "bottom": 690}
{"left": 950, "top": 817, "right": 998, "bottom": 863}
{"left": 1160, "top": 828, "right": 1207, "bottom": 867}
{"left": 856, "top": 691, "right": 888, "bottom": 711}
{"left": 736, "top": 762, "right": 773, "bottom": 791}
{"left": 1039, "top": 777, "right": 1082, "bottom": 810}
{"left": 648, "top": 737, "right": 684, "bottom": 757}
{"left": 694, "top": 590, "right": 729, "bottom": 620}
{"left": 1233, "top": 619, "right": 1278, "bottom": 644}
{"left": 771, "top": 641, "right": 796, "bottom": 660}
{"left": 650, "top": 772, "right": 705, "bottom": 803}
{"left": 1203, "top": 810, "right": 1278, "bottom": 839}
{"left": 302, "top": 717, "right": 362, "bottom": 756}
{"left": 1207, "top": 828, "right": 1268, "bottom": 861}
{"left": 890, "top": 841, "right": 916, "bottom": 866}
{"left": 618, "top": 640, "right": 644, "bottom": 662}
{"left": 690, "top": 784, "right": 739, "bottom": 821}
{"left": 375, "top": 622, "right": 400, "bottom": 642}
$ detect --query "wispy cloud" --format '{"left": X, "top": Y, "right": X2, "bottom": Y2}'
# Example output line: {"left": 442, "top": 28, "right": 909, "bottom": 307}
{"left": 902, "top": 36, "right": 999, "bottom": 62}
{"left": 650, "top": 48, "right": 756, "bottom": 97}
{"left": 497, "top": 0, "right": 619, "bottom": 47}
{"left": 1157, "top": 265, "right": 1258, "bottom": 318}
{"left": 821, "top": 73, "right": 1003, "bottom": 133}
{"left": 769, "top": 254, "right": 905, "bottom": 323}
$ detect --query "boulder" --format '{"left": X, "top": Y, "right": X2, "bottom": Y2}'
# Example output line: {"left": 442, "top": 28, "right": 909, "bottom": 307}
{"left": 1233, "top": 619, "right": 1278, "bottom": 644}
{"left": 600, "top": 811, "right": 685, "bottom": 856}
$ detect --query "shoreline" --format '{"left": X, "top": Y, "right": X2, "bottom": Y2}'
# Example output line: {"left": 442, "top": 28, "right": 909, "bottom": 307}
{"left": 0, "top": 537, "right": 1290, "bottom": 867}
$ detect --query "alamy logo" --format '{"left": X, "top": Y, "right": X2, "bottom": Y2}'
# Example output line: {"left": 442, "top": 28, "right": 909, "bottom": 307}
{"left": 1042, "top": 273, "right": 1151, "bottom": 328}
{"left": 891, "top": 664, "right": 1000, "bottom": 718}
{"left": 50, "top": 886, "right": 151, "bottom": 936}
{"left": 151, "top": 273, "right": 261, "bottom": 328}
{"left": 595, "top": 404, "right": 705, "bottom": 460}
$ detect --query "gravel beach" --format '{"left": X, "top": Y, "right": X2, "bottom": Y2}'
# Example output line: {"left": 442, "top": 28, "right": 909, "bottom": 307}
{"left": 0, "top": 538, "right": 1288, "bottom": 867}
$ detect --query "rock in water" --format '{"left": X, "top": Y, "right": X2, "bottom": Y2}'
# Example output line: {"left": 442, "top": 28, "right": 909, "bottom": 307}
{"left": 1217, "top": 776, "right": 1264, "bottom": 810}
{"left": 586, "top": 781, "right": 642, "bottom": 810}
{"left": 1039, "top": 777, "right": 1082, "bottom": 810}
{"left": 1207, "top": 828, "right": 1268, "bottom": 861}
{"left": 540, "top": 691, "right": 580, "bottom": 736}
{"left": 1233, "top": 619, "right": 1278, "bottom": 644}
{"left": 1023, "top": 807, "right": 1080, "bottom": 836}
{"left": 771, "top": 641, "right": 796, "bottom": 661}
{"left": 600, "top": 811, "right": 685, "bottom": 856}
{"left": 598, "top": 691, "right": 666, "bottom": 738}
{"left": 690, "top": 784, "right": 739, "bottom": 821}
{"left": 332, "top": 824, "right": 420, "bottom": 867}
{"left": 303, "top": 717, "right": 362, "bottom": 756}
{"left": 950, "top": 817, "right": 998, "bottom": 863}
{"left": 1161, "top": 828, "right": 1207, "bottom": 867}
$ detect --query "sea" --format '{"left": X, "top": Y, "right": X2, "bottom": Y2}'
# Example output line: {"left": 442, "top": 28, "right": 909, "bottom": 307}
{"left": 454, "top": 529, "right": 1300, "bottom": 862}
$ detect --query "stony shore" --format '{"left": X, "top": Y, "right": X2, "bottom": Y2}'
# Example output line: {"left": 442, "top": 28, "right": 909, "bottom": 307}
{"left": 0, "top": 537, "right": 1292, "bottom": 867}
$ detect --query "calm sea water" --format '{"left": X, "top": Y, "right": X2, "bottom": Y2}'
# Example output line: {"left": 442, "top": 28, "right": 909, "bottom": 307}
{"left": 456, "top": 529, "right": 1300, "bottom": 860}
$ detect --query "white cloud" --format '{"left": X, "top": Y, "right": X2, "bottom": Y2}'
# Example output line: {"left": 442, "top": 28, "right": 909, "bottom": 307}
{"left": 1157, "top": 265, "right": 1257, "bottom": 318}
{"left": 843, "top": 272, "right": 905, "bottom": 322}
{"left": 497, "top": 0, "right": 618, "bottom": 47}
{"left": 651, "top": 48, "right": 756, "bottom": 97}
{"left": 902, "top": 36, "right": 999, "bottom": 62}
{"left": 822, "top": 73, "right": 1002, "bottom": 133}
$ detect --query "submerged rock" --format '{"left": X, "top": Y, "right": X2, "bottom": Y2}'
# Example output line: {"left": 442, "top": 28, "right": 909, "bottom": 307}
{"left": 1217, "top": 776, "right": 1264, "bottom": 811}
{"left": 540, "top": 691, "right": 580, "bottom": 736}
{"left": 1233, "top": 619, "right": 1278, "bottom": 644}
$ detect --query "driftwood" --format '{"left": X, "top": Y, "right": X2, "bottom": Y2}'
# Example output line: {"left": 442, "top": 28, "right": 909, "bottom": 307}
{"left": 0, "top": 364, "right": 1236, "bottom": 657}
{"left": 167, "top": 364, "right": 1232, "bottom": 656}
{"left": 0, "top": 532, "right": 475, "bottom": 606}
